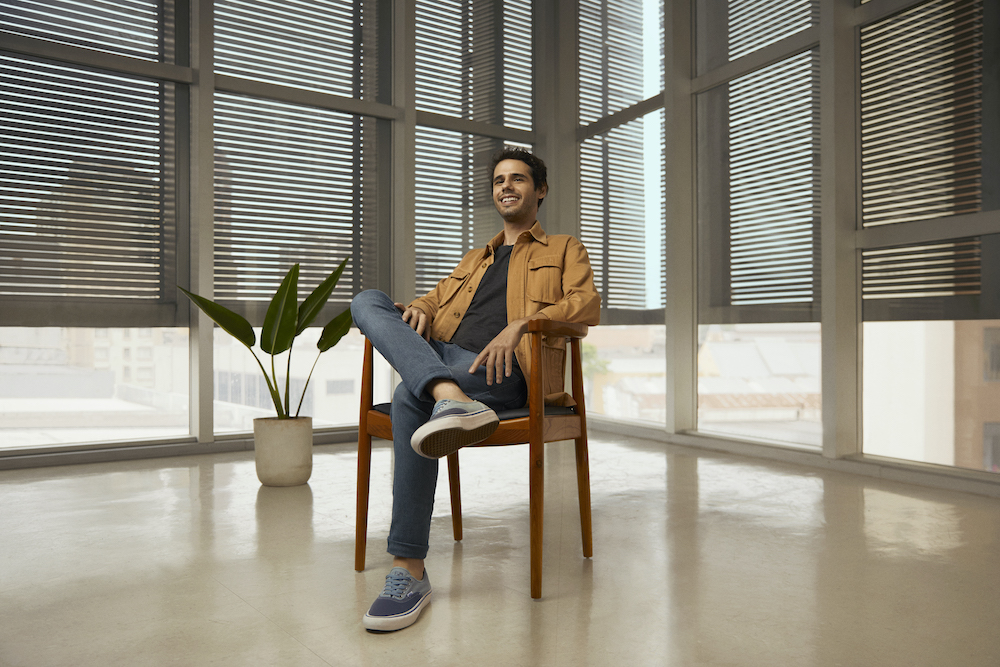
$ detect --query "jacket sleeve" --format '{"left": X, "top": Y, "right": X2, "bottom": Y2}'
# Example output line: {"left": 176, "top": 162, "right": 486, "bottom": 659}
{"left": 535, "top": 237, "right": 601, "bottom": 325}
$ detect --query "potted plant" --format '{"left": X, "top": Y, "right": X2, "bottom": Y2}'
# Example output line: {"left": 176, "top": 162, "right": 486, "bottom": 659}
{"left": 179, "top": 259, "right": 352, "bottom": 486}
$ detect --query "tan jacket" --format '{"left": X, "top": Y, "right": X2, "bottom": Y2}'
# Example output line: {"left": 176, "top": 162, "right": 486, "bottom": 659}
{"left": 409, "top": 221, "right": 601, "bottom": 406}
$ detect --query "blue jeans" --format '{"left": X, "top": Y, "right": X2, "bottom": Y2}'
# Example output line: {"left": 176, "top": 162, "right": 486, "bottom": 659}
{"left": 351, "top": 289, "right": 527, "bottom": 559}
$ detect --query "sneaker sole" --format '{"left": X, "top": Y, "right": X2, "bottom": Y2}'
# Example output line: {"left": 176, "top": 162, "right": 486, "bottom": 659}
{"left": 410, "top": 410, "right": 500, "bottom": 459}
{"left": 363, "top": 590, "right": 432, "bottom": 632}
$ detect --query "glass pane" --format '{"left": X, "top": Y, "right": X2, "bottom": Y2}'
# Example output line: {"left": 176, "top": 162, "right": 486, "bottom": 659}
{"left": 696, "top": 0, "right": 818, "bottom": 74}
{"left": 859, "top": 0, "right": 985, "bottom": 226}
{"left": 697, "top": 50, "right": 821, "bottom": 314}
{"left": 580, "top": 109, "right": 665, "bottom": 310}
{"left": 698, "top": 323, "right": 822, "bottom": 448}
{"left": 863, "top": 320, "right": 1000, "bottom": 473}
{"left": 215, "top": 0, "right": 378, "bottom": 99}
{"left": 583, "top": 325, "right": 666, "bottom": 424}
{"left": 214, "top": 327, "right": 387, "bottom": 434}
{"left": 0, "top": 327, "right": 189, "bottom": 450}
{"left": 0, "top": 0, "right": 166, "bottom": 62}
{"left": 413, "top": 128, "right": 526, "bottom": 296}
{"left": 415, "top": 0, "right": 532, "bottom": 130}
{"left": 579, "top": 0, "right": 663, "bottom": 124}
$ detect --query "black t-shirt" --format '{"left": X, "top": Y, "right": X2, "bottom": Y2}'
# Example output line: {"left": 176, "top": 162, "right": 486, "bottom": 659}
{"left": 450, "top": 244, "right": 523, "bottom": 378}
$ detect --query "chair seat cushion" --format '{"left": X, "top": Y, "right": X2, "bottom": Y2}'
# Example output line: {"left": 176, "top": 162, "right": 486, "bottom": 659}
{"left": 371, "top": 403, "right": 576, "bottom": 420}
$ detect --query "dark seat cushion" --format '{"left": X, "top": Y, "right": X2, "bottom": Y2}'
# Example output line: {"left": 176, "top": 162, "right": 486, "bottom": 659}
{"left": 371, "top": 403, "right": 576, "bottom": 420}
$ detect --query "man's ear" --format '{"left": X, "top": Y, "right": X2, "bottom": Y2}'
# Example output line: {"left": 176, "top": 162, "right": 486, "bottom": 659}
{"left": 536, "top": 183, "right": 548, "bottom": 206}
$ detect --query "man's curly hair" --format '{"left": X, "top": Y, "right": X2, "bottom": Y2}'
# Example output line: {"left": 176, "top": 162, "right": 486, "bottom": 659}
{"left": 489, "top": 147, "right": 548, "bottom": 208}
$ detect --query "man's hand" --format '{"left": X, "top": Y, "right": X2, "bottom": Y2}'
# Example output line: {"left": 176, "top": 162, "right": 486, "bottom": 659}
{"left": 396, "top": 302, "right": 430, "bottom": 341}
{"left": 469, "top": 318, "right": 530, "bottom": 385}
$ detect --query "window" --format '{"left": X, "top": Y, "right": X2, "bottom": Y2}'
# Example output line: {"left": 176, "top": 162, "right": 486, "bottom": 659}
{"left": 859, "top": 0, "right": 984, "bottom": 228}
{"left": 0, "top": 54, "right": 175, "bottom": 308}
{"left": 215, "top": 0, "right": 377, "bottom": 99}
{"left": 698, "top": 50, "right": 821, "bottom": 321}
{"left": 327, "top": 379, "right": 355, "bottom": 395}
{"left": 411, "top": 0, "right": 533, "bottom": 292}
{"left": 696, "top": 0, "right": 818, "bottom": 74}
{"left": 0, "top": 0, "right": 167, "bottom": 61}
{"left": 415, "top": 0, "right": 532, "bottom": 130}
{"left": 213, "top": 93, "right": 372, "bottom": 311}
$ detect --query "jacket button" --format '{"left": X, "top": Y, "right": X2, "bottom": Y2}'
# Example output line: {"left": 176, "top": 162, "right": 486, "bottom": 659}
{"left": 453, "top": 311, "right": 460, "bottom": 318}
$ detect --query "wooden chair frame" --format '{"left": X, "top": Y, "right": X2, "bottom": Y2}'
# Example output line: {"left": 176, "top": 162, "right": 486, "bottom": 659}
{"left": 355, "top": 319, "right": 593, "bottom": 599}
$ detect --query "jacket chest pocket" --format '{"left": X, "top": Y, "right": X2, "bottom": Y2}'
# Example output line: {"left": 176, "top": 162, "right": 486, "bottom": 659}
{"left": 437, "top": 268, "right": 471, "bottom": 304}
{"left": 526, "top": 256, "right": 563, "bottom": 305}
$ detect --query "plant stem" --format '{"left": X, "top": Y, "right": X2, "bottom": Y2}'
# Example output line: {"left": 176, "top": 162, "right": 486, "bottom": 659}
{"left": 249, "top": 347, "right": 284, "bottom": 417}
{"left": 296, "top": 352, "right": 322, "bottom": 418}
{"left": 285, "top": 345, "right": 292, "bottom": 417}
{"left": 270, "top": 354, "right": 285, "bottom": 418}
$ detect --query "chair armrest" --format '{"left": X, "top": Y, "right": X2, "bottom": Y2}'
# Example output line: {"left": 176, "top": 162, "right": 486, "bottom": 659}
{"left": 527, "top": 320, "right": 588, "bottom": 339}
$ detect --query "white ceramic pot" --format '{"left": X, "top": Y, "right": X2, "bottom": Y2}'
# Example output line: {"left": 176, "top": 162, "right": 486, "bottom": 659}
{"left": 253, "top": 416, "right": 313, "bottom": 487}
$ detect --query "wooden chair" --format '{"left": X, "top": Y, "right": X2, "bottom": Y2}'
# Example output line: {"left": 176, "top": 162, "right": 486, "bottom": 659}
{"left": 355, "top": 319, "right": 593, "bottom": 599}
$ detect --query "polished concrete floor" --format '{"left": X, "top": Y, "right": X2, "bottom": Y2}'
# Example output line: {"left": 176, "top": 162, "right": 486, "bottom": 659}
{"left": 2, "top": 435, "right": 1000, "bottom": 666}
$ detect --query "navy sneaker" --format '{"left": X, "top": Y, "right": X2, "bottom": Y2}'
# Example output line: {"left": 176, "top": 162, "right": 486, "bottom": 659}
{"left": 363, "top": 567, "right": 432, "bottom": 632}
{"left": 410, "top": 399, "right": 500, "bottom": 459}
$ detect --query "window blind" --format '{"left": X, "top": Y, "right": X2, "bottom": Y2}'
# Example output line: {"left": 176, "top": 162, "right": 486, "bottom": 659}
{"left": 697, "top": 49, "right": 820, "bottom": 319}
{"left": 578, "top": 0, "right": 645, "bottom": 125}
{"left": 412, "top": 0, "right": 533, "bottom": 294}
{"left": 579, "top": 0, "right": 666, "bottom": 312}
{"left": 726, "top": 50, "right": 820, "bottom": 306}
{"left": 0, "top": 53, "right": 170, "bottom": 300}
{"left": 862, "top": 239, "right": 981, "bottom": 300}
{"left": 860, "top": 0, "right": 983, "bottom": 227}
{"left": 215, "top": 0, "right": 375, "bottom": 99}
{"left": 414, "top": 0, "right": 532, "bottom": 129}
{"left": 727, "top": 0, "right": 817, "bottom": 61}
{"left": 0, "top": 0, "right": 164, "bottom": 61}
{"left": 580, "top": 113, "right": 662, "bottom": 310}
{"left": 413, "top": 127, "right": 506, "bottom": 297}
{"left": 213, "top": 93, "right": 368, "bottom": 310}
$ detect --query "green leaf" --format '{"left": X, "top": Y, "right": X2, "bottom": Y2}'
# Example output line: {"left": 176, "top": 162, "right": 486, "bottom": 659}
{"left": 261, "top": 265, "right": 300, "bottom": 355}
{"left": 317, "top": 308, "right": 353, "bottom": 352}
{"left": 297, "top": 257, "right": 349, "bottom": 334}
{"left": 178, "top": 286, "right": 255, "bottom": 348}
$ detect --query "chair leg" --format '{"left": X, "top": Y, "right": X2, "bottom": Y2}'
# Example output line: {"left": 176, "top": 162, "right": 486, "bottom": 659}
{"left": 447, "top": 452, "right": 463, "bottom": 541}
{"left": 575, "top": 432, "right": 594, "bottom": 558}
{"left": 529, "top": 437, "right": 544, "bottom": 599}
{"left": 355, "top": 432, "right": 373, "bottom": 572}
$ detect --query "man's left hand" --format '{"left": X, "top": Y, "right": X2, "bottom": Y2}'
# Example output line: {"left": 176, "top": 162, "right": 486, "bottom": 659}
{"left": 469, "top": 318, "right": 530, "bottom": 385}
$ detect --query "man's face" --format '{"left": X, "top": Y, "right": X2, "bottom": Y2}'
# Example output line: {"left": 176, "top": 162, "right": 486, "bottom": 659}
{"left": 492, "top": 159, "right": 547, "bottom": 223}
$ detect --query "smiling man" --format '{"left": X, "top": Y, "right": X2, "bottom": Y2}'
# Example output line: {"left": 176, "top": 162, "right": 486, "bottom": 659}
{"left": 350, "top": 147, "right": 601, "bottom": 632}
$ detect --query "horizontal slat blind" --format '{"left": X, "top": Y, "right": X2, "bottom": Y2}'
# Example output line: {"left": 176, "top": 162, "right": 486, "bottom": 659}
{"left": 860, "top": 0, "right": 983, "bottom": 227}
{"left": 580, "top": 113, "right": 658, "bottom": 310}
{"left": 0, "top": 0, "right": 163, "bottom": 61}
{"left": 414, "top": 0, "right": 531, "bottom": 129}
{"left": 415, "top": 0, "right": 467, "bottom": 117}
{"left": 503, "top": 1, "right": 533, "bottom": 131}
{"left": 728, "top": 0, "right": 817, "bottom": 61}
{"left": 213, "top": 93, "right": 364, "bottom": 307}
{"left": 0, "top": 53, "right": 169, "bottom": 300}
{"left": 579, "top": 0, "right": 666, "bottom": 311}
{"left": 862, "top": 239, "right": 981, "bottom": 299}
{"left": 413, "top": 127, "right": 506, "bottom": 296}
{"left": 579, "top": 0, "right": 644, "bottom": 125}
{"left": 215, "top": 0, "right": 372, "bottom": 99}
{"left": 727, "top": 50, "right": 820, "bottom": 306}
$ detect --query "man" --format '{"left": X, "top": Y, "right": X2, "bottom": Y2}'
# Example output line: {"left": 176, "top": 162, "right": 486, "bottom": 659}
{"left": 350, "top": 147, "right": 600, "bottom": 632}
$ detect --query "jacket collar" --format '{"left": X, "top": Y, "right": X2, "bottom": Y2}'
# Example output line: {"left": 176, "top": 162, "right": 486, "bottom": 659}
{"left": 486, "top": 220, "right": 547, "bottom": 256}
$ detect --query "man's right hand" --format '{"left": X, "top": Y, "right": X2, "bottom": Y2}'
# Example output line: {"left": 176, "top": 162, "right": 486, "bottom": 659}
{"left": 395, "top": 303, "right": 430, "bottom": 340}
